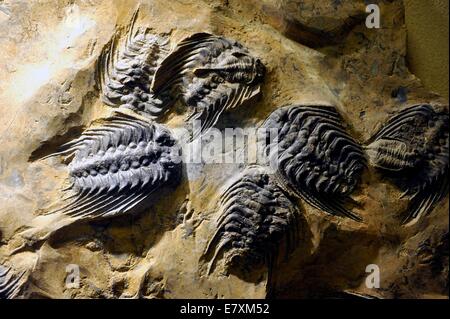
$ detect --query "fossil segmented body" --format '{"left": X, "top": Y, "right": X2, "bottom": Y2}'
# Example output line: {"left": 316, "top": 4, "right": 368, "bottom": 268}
{"left": 97, "top": 12, "right": 171, "bottom": 118}
{"left": 202, "top": 166, "right": 299, "bottom": 281}
{"left": 0, "top": 265, "right": 25, "bottom": 299}
{"left": 46, "top": 112, "right": 182, "bottom": 220}
{"left": 366, "top": 104, "right": 449, "bottom": 224}
{"left": 262, "top": 105, "right": 367, "bottom": 221}
{"left": 151, "top": 32, "right": 266, "bottom": 139}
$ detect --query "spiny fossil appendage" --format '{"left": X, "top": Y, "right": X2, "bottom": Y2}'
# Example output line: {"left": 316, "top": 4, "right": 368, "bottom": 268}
{"left": 0, "top": 265, "right": 25, "bottom": 299}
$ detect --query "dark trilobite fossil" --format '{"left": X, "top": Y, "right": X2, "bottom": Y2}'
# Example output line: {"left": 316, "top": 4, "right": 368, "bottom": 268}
{"left": 202, "top": 165, "right": 300, "bottom": 283}
{"left": 151, "top": 32, "right": 266, "bottom": 139}
{"left": 45, "top": 112, "right": 182, "bottom": 220}
{"left": 97, "top": 11, "right": 172, "bottom": 118}
{"left": 262, "top": 105, "right": 367, "bottom": 221}
{"left": 0, "top": 265, "right": 25, "bottom": 299}
{"left": 366, "top": 104, "right": 449, "bottom": 224}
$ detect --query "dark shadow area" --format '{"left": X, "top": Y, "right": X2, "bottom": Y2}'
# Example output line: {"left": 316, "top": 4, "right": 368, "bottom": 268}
{"left": 273, "top": 222, "right": 386, "bottom": 298}
{"left": 260, "top": 2, "right": 367, "bottom": 49}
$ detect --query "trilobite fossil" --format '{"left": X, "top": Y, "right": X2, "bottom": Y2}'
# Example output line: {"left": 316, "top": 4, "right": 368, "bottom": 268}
{"left": 202, "top": 165, "right": 300, "bottom": 282}
{"left": 151, "top": 32, "right": 266, "bottom": 139}
{"left": 262, "top": 105, "right": 367, "bottom": 221}
{"left": 45, "top": 112, "right": 182, "bottom": 220}
{"left": 97, "top": 11, "right": 172, "bottom": 118}
{"left": 366, "top": 104, "right": 449, "bottom": 224}
{"left": 0, "top": 265, "right": 25, "bottom": 299}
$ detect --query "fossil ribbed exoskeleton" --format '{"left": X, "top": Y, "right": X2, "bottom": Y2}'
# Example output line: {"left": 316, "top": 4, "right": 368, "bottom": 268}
{"left": 366, "top": 104, "right": 449, "bottom": 224}
{"left": 0, "top": 265, "right": 25, "bottom": 299}
{"left": 45, "top": 112, "right": 182, "bottom": 220}
{"left": 151, "top": 32, "right": 266, "bottom": 139}
{"left": 97, "top": 12, "right": 172, "bottom": 118}
{"left": 202, "top": 166, "right": 299, "bottom": 279}
{"left": 262, "top": 105, "right": 366, "bottom": 221}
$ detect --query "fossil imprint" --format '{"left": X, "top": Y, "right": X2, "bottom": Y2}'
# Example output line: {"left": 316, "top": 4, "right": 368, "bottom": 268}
{"left": 50, "top": 28, "right": 265, "bottom": 220}
{"left": 262, "top": 105, "right": 367, "bottom": 221}
{"left": 45, "top": 112, "right": 181, "bottom": 220}
{"left": 151, "top": 32, "right": 266, "bottom": 139}
{"left": 366, "top": 104, "right": 449, "bottom": 224}
{"left": 0, "top": 265, "right": 25, "bottom": 299}
{"left": 202, "top": 166, "right": 300, "bottom": 277}
{"left": 27, "top": 13, "right": 448, "bottom": 297}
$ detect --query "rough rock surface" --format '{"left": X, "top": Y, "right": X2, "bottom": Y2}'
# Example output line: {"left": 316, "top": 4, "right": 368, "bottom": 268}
{"left": 0, "top": 0, "right": 448, "bottom": 299}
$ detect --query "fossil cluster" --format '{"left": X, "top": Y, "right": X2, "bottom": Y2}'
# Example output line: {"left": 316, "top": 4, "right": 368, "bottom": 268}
{"left": 1, "top": 2, "right": 448, "bottom": 299}
{"left": 98, "top": 23, "right": 265, "bottom": 140}
{"left": 203, "top": 103, "right": 448, "bottom": 286}
{"left": 44, "top": 20, "right": 266, "bottom": 222}
{"left": 2, "top": 10, "right": 272, "bottom": 297}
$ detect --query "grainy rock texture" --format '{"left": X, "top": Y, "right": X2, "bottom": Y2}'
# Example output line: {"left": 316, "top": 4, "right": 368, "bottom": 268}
{"left": 0, "top": 0, "right": 448, "bottom": 299}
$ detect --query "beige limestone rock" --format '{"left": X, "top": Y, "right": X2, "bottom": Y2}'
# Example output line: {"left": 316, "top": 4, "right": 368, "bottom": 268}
{"left": 0, "top": 0, "right": 448, "bottom": 299}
